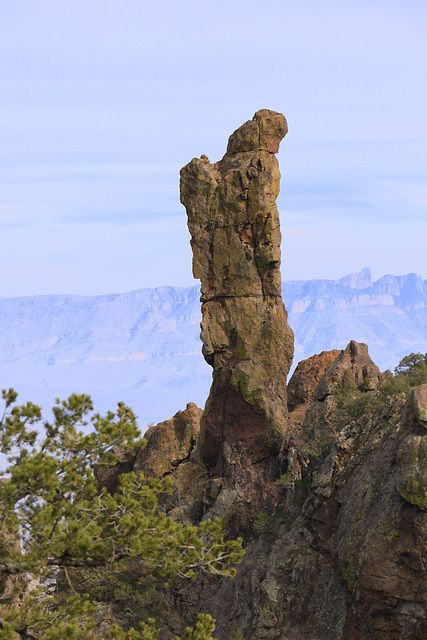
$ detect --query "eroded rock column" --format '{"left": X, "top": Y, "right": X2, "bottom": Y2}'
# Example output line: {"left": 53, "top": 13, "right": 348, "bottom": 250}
{"left": 180, "top": 110, "right": 294, "bottom": 474}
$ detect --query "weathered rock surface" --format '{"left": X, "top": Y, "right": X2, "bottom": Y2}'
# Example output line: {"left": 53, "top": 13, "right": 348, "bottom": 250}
{"left": 96, "top": 337, "right": 426, "bottom": 638}
{"left": 300, "top": 390, "right": 427, "bottom": 640}
{"left": 296, "top": 341, "right": 383, "bottom": 457}
{"left": 94, "top": 113, "right": 427, "bottom": 639}
{"left": 164, "top": 383, "right": 426, "bottom": 640}
{"left": 134, "top": 402, "right": 202, "bottom": 477}
{"left": 287, "top": 349, "right": 341, "bottom": 411}
{"left": 287, "top": 348, "right": 341, "bottom": 442}
{"left": 180, "top": 110, "right": 294, "bottom": 476}
{"left": 94, "top": 403, "right": 202, "bottom": 495}
{"left": 314, "top": 340, "right": 382, "bottom": 401}
{"left": 409, "top": 384, "right": 427, "bottom": 428}
{"left": 397, "top": 385, "right": 427, "bottom": 510}
{"left": 138, "top": 343, "right": 424, "bottom": 638}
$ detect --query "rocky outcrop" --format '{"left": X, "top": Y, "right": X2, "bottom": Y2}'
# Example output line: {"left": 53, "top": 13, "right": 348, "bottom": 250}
{"left": 97, "top": 371, "right": 427, "bottom": 639}
{"left": 133, "top": 403, "right": 209, "bottom": 524}
{"left": 137, "top": 339, "right": 422, "bottom": 639}
{"left": 294, "top": 341, "right": 383, "bottom": 457}
{"left": 165, "top": 378, "right": 427, "bottom": 640}
{"left": 287, "top": 349, "right": 341, "bottom": 411}
{"left": 180, "top": 110, "right": 294, "bottom": 476}
{"left": 134, "top": 402, "right": 202, "bottom": 477}
{"left": 94, "top": 112, "right": 427, "bottom": 639}
{"left": 397, "top": 385, "right": 427, "bottom": 510}
{"left": 313, "top": 340, "right": 382, "bottom": 400}
{"left": 96, "top": 403, "right": 208, "bottom": 522}
{"left": 287, "top": 349, "right": 341, "bottom": 440}
{"left": 298, "top": 388, "right": 427, "bottom": 640}
{"left": 93, "top": 328, "right": 426, "bottom": 638}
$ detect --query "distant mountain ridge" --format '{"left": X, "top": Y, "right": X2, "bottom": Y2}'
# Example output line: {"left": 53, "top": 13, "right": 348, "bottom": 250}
{"left": 285, "top": 267, "right": 427, "bottom": 369}
{"left": 1, "top": 268, "right": 426, "bottom": 426}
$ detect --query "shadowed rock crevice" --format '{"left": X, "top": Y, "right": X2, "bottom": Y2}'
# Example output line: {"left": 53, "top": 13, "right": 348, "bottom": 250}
{"left": 180, "top": 110, "right": 294, "bottom": 476}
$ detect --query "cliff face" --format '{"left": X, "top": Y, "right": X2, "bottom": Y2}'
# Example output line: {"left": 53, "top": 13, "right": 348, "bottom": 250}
{"left": 3, "top": 268, "right": 427, "bottom": 426}
{"left": 192, "top": 380, "right": 427, "bottom": 640}
{"left": 285, "top": 267, "right": 427, "bottom": 371}
{"left": 107, "top": 344, "right": 426, "bottom": 639}
{"left": 180, "top": 110, "right": 294, "bottom": 476}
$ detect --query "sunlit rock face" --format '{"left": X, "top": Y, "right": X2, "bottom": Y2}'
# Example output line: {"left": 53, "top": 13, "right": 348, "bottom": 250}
{"left": 180, "top": 110, "right": 294, "bottom": 475}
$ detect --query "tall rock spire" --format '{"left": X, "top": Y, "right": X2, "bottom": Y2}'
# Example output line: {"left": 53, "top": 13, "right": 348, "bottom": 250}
{"left": 180, "top": 110, "right": 294, "bottom": 475}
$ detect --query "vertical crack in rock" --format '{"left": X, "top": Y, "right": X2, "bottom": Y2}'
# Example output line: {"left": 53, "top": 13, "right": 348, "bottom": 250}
{"left": 180, "top": 110, "right": 294, "bottom": 476}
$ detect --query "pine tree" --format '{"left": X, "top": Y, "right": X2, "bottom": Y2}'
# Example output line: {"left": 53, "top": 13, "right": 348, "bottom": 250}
{"left": 0, "top": 390, "right": 243, "bottom": 639}
{"left": 394, "top": 352, "right": 427, "bottom": 387}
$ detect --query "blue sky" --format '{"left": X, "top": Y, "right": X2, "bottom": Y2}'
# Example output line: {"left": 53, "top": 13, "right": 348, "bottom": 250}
{"left": 1, "top": 0, "right": 426, "bottom": 297}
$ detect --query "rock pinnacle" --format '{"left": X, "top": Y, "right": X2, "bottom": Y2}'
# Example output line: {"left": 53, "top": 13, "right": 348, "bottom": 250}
{"left": 180, "top": 110, "right": 294, "bottom": 475}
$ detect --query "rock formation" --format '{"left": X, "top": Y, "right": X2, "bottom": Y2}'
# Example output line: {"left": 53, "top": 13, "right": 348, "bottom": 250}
{"left": 207, "top": 387, "right": 426, "bottom": 640}
{"left": 100, "top": 341, "right": 426, "bottom": 638}
{"left": 292, "top": 341, "right": 384, "bottom": 456}
{"left": 134, "top": 402, "right": 202, "bottom": 478}
{"left": 397, "top": 385, "right": 427, "bottom": 510}
{"left": 287, "top": 349, "right": 342, "bottom": 411}
{"left": 313, "top": 340, "right": 383, "bottom": 400}
{"left": 93, "top": 112, "right": 427, "bottom": 638}
{"left": 180, "top": 109, "right": 294, "bottom": 475}
{"left": 165, "top": 346, "right": 427, "bottom": 640}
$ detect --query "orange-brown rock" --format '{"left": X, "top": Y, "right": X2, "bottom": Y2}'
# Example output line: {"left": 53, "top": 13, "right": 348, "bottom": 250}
{"left": 94, "top": 113, "right": 427, "bottom": 639}
{"left": 180, "top": 110, "right": 294, "bottom": 475}
{"left": 94, "top": 447, "right": 139, "bottom": 494}
{"left": 314, "top": 340, "right": 382, "bottom": 401}
{"left": 168, "top": 382, "right": 427, "bottom": 640}
{"left": 134, "top": 402, "right": 202, "bottom": 477}
{"left": 287, "top": 349, "right": 341, "bottom": 410}
{"left": 94, "top": 403, "right": 202, "bottom": 495}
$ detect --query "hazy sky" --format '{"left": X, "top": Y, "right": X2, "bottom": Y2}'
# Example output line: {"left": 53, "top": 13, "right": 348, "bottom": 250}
{"left": 1, "top": 0, "right": 426, "bottom": 297}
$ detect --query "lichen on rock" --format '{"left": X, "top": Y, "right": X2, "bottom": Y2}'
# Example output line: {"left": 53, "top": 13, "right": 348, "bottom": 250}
{"left": 180, "top": 110, "right": 294, "bottom": 475}
{"left": 95, "top": 111, "right": 427, "bottom": 640}
{"left": 313, "top": 340, "right": 382, "bottom": 401}
{"left": 397, "top": 385, "right": 427, "bottom": 510}
{"left": 134, "top": 402, "right": 202, "bottom": 477}
{"left": 409, "top": 384, "right": 427, "bottom": 428}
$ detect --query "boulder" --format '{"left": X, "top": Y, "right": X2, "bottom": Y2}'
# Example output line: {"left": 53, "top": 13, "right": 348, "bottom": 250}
{"left": 287, "top": 349, "right": 341, "bottom": 411}
{"left": 314, "top": 340, "right": 382, "bottom": 401}
{"left": 134, "top": 402, "right": 202, "bottom": 477}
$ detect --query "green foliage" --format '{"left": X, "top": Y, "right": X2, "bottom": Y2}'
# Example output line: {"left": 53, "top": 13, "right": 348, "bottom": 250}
{"left": 274, "top": 471, "right": 294, "bottom": 490}
{"left": 338, "top": 358, "right": 426, "bottom": 427}
{"left": 252, "top": 503, "right": 297, "bottom": 541}
{"left": 332, "top": 371, "right": 359, "bottom": 425}
{"left": 394, "top": 352, "right": 427, "bottom": 387}
{"left": 292, "top": 473, "right": 313, "bottom": 507}
{"left": 57, "top": 561, "right": 167, "bottom": 629}
{"left": 0, "top": 390, "right": 243, "bottom": 640}
{"left": 331, "top": 368, "right": 410, "bottom": 429}
{"left": 361, "top": 376, "right": 371, "bottom": 392}
{"left": 230, "top": 628, "right": 245, "bottom": 640}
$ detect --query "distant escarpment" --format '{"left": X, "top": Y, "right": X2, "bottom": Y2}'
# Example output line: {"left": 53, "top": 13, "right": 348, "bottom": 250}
{"left": 180, "top": 109, "right": 294, "bottom": 480}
